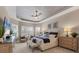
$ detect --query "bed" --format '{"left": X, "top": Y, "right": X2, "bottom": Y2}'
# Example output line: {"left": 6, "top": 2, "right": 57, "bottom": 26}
{"left": 27, "top": 32, "right": 58, "bottom": 51}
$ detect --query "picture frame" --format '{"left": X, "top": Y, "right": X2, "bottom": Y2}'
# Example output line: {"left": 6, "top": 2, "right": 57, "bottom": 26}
{"left": 53, "top": 22, "right": 58, "bottom": 28}
{"left": 48, "top": 24, "right": 51, "bottom": 29}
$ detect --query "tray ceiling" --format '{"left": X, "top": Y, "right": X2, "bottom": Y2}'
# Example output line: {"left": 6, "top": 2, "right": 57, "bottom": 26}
{"left": 16, "top": 6, "right": 71, "bottom": 22}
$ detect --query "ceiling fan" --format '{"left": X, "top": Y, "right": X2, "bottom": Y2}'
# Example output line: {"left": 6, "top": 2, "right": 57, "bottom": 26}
{"left": 32, "top": 9, "right": 42, "bottom": 19}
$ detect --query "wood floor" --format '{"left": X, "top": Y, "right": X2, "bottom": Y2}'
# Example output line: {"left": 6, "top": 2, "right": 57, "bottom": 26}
{"left": 13, "top": 42, "right": 74, "bottom": 53}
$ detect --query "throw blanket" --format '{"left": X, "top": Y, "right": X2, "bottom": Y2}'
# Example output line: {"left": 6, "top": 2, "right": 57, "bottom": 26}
{"left": 34, "top": 36, "right": 50, "bottom": 43}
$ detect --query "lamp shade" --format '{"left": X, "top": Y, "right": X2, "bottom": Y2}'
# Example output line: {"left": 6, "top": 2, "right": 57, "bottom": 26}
{"left": 64, "top": 27, "right": 71, "bottom": 32}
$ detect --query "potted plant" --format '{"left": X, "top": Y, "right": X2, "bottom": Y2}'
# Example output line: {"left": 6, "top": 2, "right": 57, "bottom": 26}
{"left": 71, "top": 32, "right": 78, "bottom": 38}
{"left": 0, "top": 19, "right": 4, "bottom": 42}
{"left": 0, "top": 25, "right": 4, "bottom": 42}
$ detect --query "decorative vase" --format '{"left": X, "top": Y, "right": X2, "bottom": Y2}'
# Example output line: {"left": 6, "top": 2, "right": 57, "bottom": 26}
{"left": 71, "top": 32, "right": 78, "bottom": 38}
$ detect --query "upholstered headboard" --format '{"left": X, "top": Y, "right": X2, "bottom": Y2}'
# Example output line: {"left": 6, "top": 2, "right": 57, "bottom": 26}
{"left": 49, "top": 32, "right": 58, "bottom": 37}
{"left": 44, "top": 32, "right": 58, "bottom": 37}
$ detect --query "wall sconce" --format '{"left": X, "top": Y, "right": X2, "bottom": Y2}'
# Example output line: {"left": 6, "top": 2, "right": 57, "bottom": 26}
{"left": 64, "top": 27, "right": 71, "bottom": 37}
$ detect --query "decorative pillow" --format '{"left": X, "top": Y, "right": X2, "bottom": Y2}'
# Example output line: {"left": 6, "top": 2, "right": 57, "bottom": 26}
{"left": 32, "top": 39, "right": 37, "bottom": 43}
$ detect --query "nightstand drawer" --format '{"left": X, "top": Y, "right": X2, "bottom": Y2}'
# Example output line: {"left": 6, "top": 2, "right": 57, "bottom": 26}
{"left": 0, "top": 44, "right": 12, "bottom": 53}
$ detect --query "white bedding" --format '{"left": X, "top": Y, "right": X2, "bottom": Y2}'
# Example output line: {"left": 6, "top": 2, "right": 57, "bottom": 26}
{"left": 39, "top": 35, "right": 58, "bottom": 51}
{"left": 28, "top": 35, "right": 58, "bottom": 51}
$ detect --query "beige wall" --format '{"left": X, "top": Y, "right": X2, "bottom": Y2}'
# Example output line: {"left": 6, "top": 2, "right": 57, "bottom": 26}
{"left": 0, "top": 7, "right": 8, "bottom": 20}
{"left": 5, "top": 6, "right": 16, "bottom": 18}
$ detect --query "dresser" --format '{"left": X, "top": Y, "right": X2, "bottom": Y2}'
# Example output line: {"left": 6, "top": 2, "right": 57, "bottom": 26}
{"left": 58, "top": 37, "right": 78, "bottom": 51}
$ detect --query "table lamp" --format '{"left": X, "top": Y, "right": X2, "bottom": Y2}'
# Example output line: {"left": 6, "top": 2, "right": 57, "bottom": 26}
{"left": 64, "top": 27, "right": 71, "bottom": 37}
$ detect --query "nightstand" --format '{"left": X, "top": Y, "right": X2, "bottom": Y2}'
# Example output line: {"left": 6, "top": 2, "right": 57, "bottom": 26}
{"left": 0, "top": 43, "right": 12, "bottom": 53}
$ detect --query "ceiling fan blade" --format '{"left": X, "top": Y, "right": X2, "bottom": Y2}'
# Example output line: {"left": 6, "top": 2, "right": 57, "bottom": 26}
{"left": 32, "top": 15, "right": 36, "bottom": 17}
{"left": 38, "top": 13, "right": 42, "bottom": 16}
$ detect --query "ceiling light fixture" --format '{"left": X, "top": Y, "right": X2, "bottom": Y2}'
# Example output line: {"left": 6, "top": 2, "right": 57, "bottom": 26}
{"left": 32, "top": 9, "right": 42, "bottom": 20}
